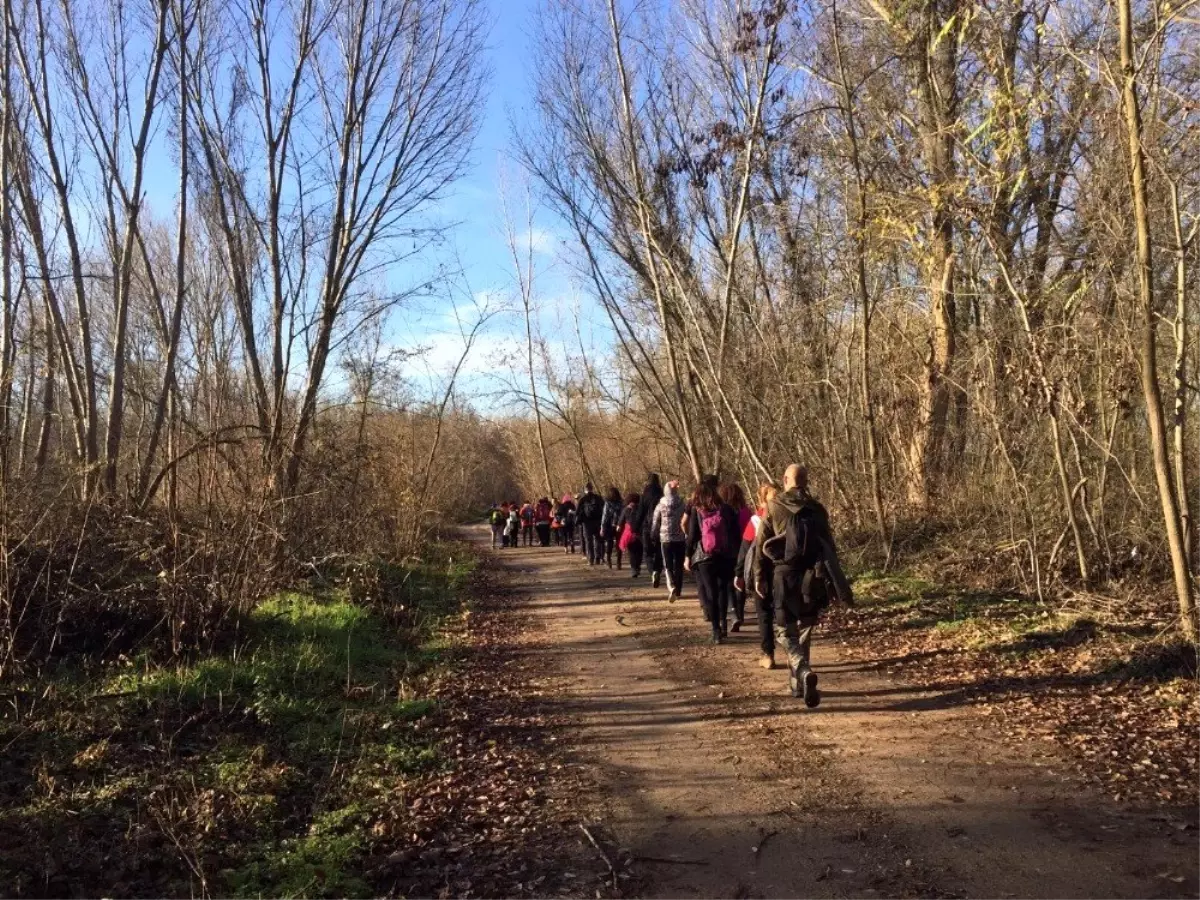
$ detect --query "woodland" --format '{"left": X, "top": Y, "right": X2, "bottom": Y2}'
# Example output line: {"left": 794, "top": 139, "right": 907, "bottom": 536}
{"left": 0, "top": 0, "right": 1195, "bottom": 895}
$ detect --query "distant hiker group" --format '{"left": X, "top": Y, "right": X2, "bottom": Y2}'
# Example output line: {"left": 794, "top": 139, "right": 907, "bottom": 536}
{"left": 487, "top": 464, "right": 854, "bottom": 706}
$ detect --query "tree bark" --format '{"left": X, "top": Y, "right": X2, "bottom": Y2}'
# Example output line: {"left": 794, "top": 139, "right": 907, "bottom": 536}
{"left": 1116, "top": 0, "right": 1195, "bottom": 638}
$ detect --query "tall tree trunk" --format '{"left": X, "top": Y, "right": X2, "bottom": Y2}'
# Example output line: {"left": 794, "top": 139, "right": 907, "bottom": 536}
{"left": 1117, "top": 0, "right": 1195, "bottom": 638}
{"left": 604, "top": 0, "right": 701, "bottom": 483}
{"left": 832, "top": 0, "right": 888, "bottom": 550}
{"left": 138, "top": 0, "right": 190, "bottom": 507}
{"left": 906, "top": 0, "right": 959, "bottom": 507}
{"left": 1168, "top": 181, "right": 1194, "bottom": 570}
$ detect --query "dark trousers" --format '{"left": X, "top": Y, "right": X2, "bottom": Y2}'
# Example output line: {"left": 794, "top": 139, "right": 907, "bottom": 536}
{"left": 582, "top": 523, "right": 602, "bottom": 563}
{"left": 563, "top": 524, "right": 576, "bottom": 553}
{"left": 772, "top": 566, "right": 818, "bottom": 674}
{"left": 756, "top": 591, "right": 775, "bottom": 655}
{"left": 536, "top": 523, "right": 551, "bottom": 546}
{"left": 645, "top": 536, "right": 663, "bottom": 574}
{"left": 730, "top": 584, "right": 746, "bottom": 623}
{"left": 603, "top": 532, "right": 621, "bottom": 567}
{"left": 522, "top": 523, "right": 534, "bottom": 546}
{"left": 627, "top": 540, "right": 643, "bottom": 574}
{"left": 695, "top": 559, "right": 732, "bottom": 634}
{"left": 661, "top": 540, "right": 686, "bottom": 593}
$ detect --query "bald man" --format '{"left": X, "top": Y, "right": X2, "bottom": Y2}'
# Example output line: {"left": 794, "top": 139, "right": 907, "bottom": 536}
{"left": 751, "top": 464, "right": 853, "bottom": 706}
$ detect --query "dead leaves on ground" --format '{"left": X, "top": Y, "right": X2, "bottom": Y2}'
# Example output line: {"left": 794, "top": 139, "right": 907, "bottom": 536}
{"left": 828, "top": 598, "right": 1198, "bottom": 815}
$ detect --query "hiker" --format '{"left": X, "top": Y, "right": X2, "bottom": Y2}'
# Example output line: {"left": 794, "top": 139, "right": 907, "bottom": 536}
{"left": 577, "top": 483, "right": 605, "bottom": 565}
{"left": 556, "top": 494, "right": 577, "bottom": 554}
{"left": 685, "top": 476, "right": 740, "bottom": 642}
{"left": 651, "top": 479, "right": 687, "bottom": 600}
{"left": 633, "top": 473, "right": 664, "bottom": 587}
{"left": 719, "top": 481, "right": 752, "bottom": 632}
{"left": 535, "top": 497, "right": 553, "bottom": 547}
{"left": 499, "top": 501, "right": 512, "bottom": 547}
{"left": 616, "top": 491, "right": 643, "bottom": 576}
{"left": 505, "top": 504, "right": 521, "bottom": 548}
{"left": 521, "top": 501, "right": 535, "bottom": 546}
{"left": 737, "top": 482, "right": 779, "bottom": 669}
{"left": 489, "top": 504, "right": 505, "bottom": 549}
{"left": 601, "top": 486, "right": 624, "bottom": 569}
{"left": 751, "top": 464, "right": 854, "bottom": 706}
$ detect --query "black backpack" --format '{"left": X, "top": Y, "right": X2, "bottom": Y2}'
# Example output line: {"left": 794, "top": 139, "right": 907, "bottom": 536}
{"left": 763, "top": 500, "right": 830, "bottom": 570}
{"left": 580, "top": 493, "right": 601, "bottom": 522}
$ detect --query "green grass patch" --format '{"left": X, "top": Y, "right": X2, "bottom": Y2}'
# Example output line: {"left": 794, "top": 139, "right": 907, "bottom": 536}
{"left": 0, "top": 548, "right": 477, "bottom": 898}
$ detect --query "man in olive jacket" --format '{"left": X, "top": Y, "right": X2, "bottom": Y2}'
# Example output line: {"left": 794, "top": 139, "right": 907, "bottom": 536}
{"left": 751, "top": 464, "right": 853, "bottom": 707}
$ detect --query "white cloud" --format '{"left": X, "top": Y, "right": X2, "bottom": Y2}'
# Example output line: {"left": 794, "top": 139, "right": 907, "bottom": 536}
{"left": 527, "top": 227, "right": 560, "bottom": 255}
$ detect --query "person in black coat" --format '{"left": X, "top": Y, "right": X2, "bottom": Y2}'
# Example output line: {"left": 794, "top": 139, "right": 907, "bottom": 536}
{"left": 684, "top": 476, "right": 740, "bottom": 642}
{"left": 631, "top": 473, "right": 664, "bottom": 587}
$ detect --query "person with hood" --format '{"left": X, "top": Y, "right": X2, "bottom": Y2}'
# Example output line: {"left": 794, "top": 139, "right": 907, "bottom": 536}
{"left": 535, "top": 497, "right": 553, "bottom": 546}
{"left": 600, "top": 486, "right": 624, "bottom": 568}
{"left": 751, "top": 464, "right": 853, "bottom": 707}
{"left": 685, "top": 475, "right": 741, "bottom": 642}
{"left": 651, "top": 479, "right": 687, "bottom": 600}
{"left": 577, "top": 482, "right": 605, "bottom": 565}
{"left": 616, "top": 490, "right": 642, "bottom": 575}
{"left": 556, "top": 493, "right": 578, "bottom": 554}
{"left": 632, "top": 473, "right": 664, "bottom": 586}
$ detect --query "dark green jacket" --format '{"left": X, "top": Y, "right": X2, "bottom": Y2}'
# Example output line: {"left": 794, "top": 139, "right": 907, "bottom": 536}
{"left": 751, "top": 488, "right": 852, "bottom": 605}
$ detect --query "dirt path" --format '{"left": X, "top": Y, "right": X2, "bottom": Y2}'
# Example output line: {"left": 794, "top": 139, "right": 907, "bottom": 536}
{"left": 480, "top": 529, "right": 1198, "bottom": 899}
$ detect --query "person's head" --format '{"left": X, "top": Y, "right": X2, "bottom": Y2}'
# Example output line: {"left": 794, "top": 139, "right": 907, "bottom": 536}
{"left": 665, "top": 479, "right": 679, "bottom": 497}
{"left": 783, "top": 464, "right": 808, "bottom": 493}
{"left": 606, "top": 486, "right": 621, "bottom": 503}
{"left": 718, "top": 481, "right": 746, "bottom": 510}
{"left": 625, "top": 490, "right": 640, "bottom": 506}
{"left": 756, "top": 481, "right": 779, "bottom": 509}
{"left": 585, "top": 482, "right": 594, "bottom": 493}
{"left": 646, "top": 472, "right": 661, "bottom": 490}
{"left": 562, "top": 493, "right": 573, "bottom": 504}
{"left": 691, "top": 474, "right": 721, "bottom": 511}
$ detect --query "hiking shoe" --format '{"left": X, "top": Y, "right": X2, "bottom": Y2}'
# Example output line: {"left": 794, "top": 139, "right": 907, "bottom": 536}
{"left": 667, "top": 590, "right": 678, "bottom": 604}
{"left": 651, "top": 572, "right": 661, "bottom": 588}
{"left": 712, "top": 632, "right": 724, "bottom": 645}
{"left": 730, "top": 619, "right": 742, "bottom": 633}
{"left": 758, "top": 653, "right": 775, "bottom": 670}
{"left": 802, "top": 670, "right": 820, "bottom": 708}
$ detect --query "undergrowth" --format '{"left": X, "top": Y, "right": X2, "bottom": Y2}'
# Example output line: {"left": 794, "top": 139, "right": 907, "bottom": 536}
{"left": 0, "top": 546, "right": 476, "bottom": 898}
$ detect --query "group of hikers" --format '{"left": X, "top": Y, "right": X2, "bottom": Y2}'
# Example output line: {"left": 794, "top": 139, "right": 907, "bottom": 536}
{"left": 488, "top": 463, "right": 853, "bottom": 707}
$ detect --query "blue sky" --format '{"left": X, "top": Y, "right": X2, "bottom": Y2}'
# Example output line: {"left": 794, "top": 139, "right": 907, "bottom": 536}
{"left": 394, "top": 0, "right": 610, "bottom": 405}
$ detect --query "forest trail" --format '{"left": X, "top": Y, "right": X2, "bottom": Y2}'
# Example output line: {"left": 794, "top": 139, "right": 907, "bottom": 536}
{"left": 474, "top": 527, "right": 1198, "bottom": 900}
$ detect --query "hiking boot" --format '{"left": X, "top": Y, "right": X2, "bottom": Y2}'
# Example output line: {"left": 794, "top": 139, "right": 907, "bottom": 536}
{"left": 758, "top": 653, "right": 775, "bottom": 670}
{"left": 667, "top": 589, "right": 678, "bottom": 604}
{"left": 730, "top": 619, "right": 742, "bottom": 633}
{"left": 651, "top": 572, "right": 661, "bottom": 588}
{"left": 712, "top": 632, "right": 724, "bottom": 645}
{"left": 801, "top": 670, "right": 820, "bottom": 708}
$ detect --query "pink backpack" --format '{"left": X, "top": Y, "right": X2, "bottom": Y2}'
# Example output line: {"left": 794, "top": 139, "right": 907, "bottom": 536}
{"left": 699, "top": 507, "right": 728, "bottom": 555}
